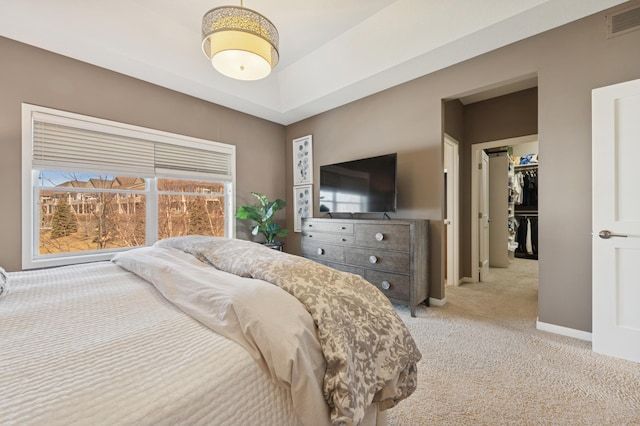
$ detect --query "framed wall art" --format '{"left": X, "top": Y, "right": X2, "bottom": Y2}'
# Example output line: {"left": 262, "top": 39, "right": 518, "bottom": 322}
{"left": 292, "top": 135, "right": 313, "bottom": 185}
{"left": 293, "top": 184, "right": 313, "bottom": 232}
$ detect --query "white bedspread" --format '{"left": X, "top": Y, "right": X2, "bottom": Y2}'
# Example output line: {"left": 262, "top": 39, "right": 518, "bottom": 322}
{"left": 112, "top": 245, "right": 331, "bottom": 425}
{"left": 0, "top": 261, "right": 306, "bottom": 425}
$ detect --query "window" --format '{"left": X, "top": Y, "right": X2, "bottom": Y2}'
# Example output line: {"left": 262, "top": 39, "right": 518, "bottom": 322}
{"left": 157, "top": 178, "right": 227, "bottom": 239}
{"left": 22, "top": 104, "right": 236, "bottom": 269}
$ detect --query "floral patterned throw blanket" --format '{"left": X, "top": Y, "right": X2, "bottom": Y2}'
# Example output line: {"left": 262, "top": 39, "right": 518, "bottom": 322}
{"left": 156, "top": 236, "right": 421, "bottom": 425}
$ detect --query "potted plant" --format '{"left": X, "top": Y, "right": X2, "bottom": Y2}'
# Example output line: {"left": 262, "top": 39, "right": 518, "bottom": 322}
{"left": 236, "top": 192, "right": 289, "bottom": 250}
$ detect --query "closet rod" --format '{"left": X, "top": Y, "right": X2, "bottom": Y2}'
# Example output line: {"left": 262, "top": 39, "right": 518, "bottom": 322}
{"left": 514, "top": 163, "right": 538, "bottom": 170}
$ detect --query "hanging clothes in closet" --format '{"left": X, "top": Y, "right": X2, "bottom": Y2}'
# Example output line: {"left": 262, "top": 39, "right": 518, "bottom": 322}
{"left": 514, "top": 167, "right": 538, "bottom": 211}
{"left": 513, "top": 163, "right": 538, "bottom": 260}
{"left": 514, "top": 215, "right": 538, "bottom": 259}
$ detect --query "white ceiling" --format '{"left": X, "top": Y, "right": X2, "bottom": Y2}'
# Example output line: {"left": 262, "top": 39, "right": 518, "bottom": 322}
{"left": 0, "top": 0, "right": 628, "bottom": 125}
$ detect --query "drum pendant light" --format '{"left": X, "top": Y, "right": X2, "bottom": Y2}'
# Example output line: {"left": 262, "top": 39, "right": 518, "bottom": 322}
{"left": 201, "top": 2, "right": 279, "bottom": 81}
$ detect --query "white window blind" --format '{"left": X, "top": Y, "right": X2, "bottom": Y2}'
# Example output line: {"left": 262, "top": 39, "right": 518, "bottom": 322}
{"left": 155, "top": 143, "right": 231, "bottom": 180}
{"left": 31, "top": 111, "right": 233, "bottom": 180}
{"left": 33, "top": 120, "right": 156, "bottom": 176}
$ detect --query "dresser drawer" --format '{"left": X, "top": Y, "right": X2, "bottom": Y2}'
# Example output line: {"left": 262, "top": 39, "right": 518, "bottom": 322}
{"left": 302, "top": 220, "right": 354, "bottom": 234}
{"left": 319, "top": 260, "right": 365, "bottom": 276}
{"left": 345, "top": 248, "right": 410, "bottom": 274}
{"left": 355, "top": 224, "right": 410, "bottom": 251}
{"left": 302, "top": 232, "right": 355, "bottom": 245}
{"left": 301, "top": 242, "right": 345, "bottom": 263}
{"left": 364, "top": 270, "right": 410, "bottom": 302}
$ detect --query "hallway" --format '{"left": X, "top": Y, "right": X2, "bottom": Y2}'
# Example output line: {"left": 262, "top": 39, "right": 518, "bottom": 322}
{"left": 450, "top": 257, "right": 538, "bottom": 328}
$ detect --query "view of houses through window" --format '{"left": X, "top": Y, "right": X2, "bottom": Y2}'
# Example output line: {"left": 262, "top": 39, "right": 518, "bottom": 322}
{"left": 38, "top": 170, "right": 225, "bottom": 256}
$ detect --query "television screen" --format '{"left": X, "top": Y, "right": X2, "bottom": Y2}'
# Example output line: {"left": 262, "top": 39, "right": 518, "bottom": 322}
{"left": 319, "top": 153, "right": 397, "bottom": 213}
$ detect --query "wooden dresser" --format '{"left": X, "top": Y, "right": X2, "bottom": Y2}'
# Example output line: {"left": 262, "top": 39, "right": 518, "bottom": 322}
{"left": 301, "top": 218, "right": 429, "bottom": 316}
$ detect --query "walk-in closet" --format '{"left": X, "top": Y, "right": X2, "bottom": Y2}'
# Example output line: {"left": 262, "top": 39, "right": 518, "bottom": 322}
{"left": 487, "top": 140, "right": 539, "bottom": 267}
{"left": 512, "top": 157, "right": 538, "bottom": 260}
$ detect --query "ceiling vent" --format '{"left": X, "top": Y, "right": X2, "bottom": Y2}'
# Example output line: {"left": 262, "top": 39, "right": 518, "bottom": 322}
{"left": 606, "top": 5, "right": 640, "bottom": 38}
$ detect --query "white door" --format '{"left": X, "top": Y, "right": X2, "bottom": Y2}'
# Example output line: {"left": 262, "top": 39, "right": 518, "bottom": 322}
{"left": 592, "top": 78, "right": 640, "bottom": 363}
{"left": 444, "top": 136, "right": 460, "bottom": 286}
{"left": 479, "top": 150, "right": 490, "bottom": 281}
{"left": 489, "top": 154, "right": 510, "bottom": 268}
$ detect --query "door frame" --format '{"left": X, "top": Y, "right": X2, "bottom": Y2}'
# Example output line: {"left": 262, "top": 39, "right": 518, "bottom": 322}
{"left": 444, "top": 134, "right": 460, "bottom": 286}
{"left": 470, "top": 134, "right": 538, "bottom": 282}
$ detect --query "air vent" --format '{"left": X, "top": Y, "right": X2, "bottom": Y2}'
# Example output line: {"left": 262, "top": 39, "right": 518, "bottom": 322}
{"left": 606, "top": 5, "right": 640, "bottom": 38}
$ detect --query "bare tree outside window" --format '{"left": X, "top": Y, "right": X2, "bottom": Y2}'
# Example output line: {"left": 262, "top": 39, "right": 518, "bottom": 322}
{"left": 157, "top": 178, "right": 225, "bottom": 239}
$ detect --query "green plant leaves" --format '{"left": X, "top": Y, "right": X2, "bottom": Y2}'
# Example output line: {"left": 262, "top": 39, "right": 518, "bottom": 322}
{"left": 237, "top": 192, "right": 288, "bottom": 244}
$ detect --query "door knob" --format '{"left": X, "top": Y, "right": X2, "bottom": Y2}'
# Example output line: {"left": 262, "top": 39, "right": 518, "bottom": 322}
{"left": 598, "top": 230, "right": 628, "bottom": 239}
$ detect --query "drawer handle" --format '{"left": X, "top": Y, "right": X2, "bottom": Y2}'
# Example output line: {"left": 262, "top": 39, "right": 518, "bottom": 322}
{"left": 340, "top": 226, "right": 346, "bottom": 230}
{"left": 341, "top": 238, "right": 346, "bottom": 242}
{"left": 375, "top": 232, "right": 384, "bottom": 241}
{"left": 381, "top": 280, "right": 391, "bottom": 290}
{"left": 317, "top": 248, "right": 325, "bottom": 255}
{"left": 369, "top": 255, "right": 378, "bottom": 264}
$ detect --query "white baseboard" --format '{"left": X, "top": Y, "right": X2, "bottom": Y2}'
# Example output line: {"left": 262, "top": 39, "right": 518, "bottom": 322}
{"left": 429, "top": 297, "right": 447, "bottom": 307}
{"left": 459, "top": 277, "right": 475, "bottom": 284}
{"left": 536, "top": 320, "right": 592, "bottom": 342}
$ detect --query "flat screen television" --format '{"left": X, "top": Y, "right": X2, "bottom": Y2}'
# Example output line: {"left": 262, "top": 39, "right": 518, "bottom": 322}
{"left": 319, "top": 153, "right": 397, "bottom": 214}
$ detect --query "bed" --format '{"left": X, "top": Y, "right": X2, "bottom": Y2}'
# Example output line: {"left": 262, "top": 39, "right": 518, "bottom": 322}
{"left": 0, "top": 236, "right": 421, "bottom": 425}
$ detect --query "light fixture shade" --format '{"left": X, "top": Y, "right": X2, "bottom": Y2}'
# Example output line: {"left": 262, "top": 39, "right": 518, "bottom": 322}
{"left": 202, "top": 6, "right": 279, "bottom": 81}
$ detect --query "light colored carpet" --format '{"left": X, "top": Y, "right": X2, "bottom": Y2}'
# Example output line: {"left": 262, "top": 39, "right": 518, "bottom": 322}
{"left": 387, "top": 258, "right": 640, "bottom": 425}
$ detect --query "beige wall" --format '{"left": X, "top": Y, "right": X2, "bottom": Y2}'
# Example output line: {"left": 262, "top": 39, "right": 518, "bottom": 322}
{"left": 0, "top": 37, "right": 286, "bottom": 272}
{"left": 464, "top": 88, "right": 538, "bottom": 144}
{"left": 444, "top": 99, "right": 465, "bottom": 143}
{"left": 285, "top": 2, "right": 640, "bottom": 332}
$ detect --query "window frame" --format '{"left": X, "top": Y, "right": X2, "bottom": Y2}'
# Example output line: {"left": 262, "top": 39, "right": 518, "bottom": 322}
{"left": 22, "top": 104, "right": 236, "bottom": 270}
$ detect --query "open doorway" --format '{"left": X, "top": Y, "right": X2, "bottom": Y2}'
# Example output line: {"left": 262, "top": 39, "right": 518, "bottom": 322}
{"left": 442, "top": 79, "right": 539, "bottom": 322}
{"left": 470, "top": 135, "right": 538, "bottom": 282}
